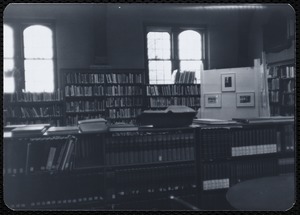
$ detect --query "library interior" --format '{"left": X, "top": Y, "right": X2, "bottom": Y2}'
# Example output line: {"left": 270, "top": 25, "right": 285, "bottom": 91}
{"left": 3, "top": 3, "right": 296, "bottom": 211}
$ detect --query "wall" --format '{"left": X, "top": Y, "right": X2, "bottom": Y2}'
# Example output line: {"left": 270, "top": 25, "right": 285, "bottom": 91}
{"left": 4, "top": 3, "right": 107, "bottom": 84}
{"left": 106, "top": 4, "right": 243, "bottom": 69}
{"left": 200, "top": 65, "right": 260, "bottom": 120}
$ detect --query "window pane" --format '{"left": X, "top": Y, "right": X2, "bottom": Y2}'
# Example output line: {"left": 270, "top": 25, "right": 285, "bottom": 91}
{"left": 4, "top": 25, "right": 14, "bottom": 58}
{"left": 4, "top": 77, "right": 15, "bottom": 93}
{"left": 179, "top": 30, "right": 202, "bottom": 60}
{"left": 4, "top": 24, "right": 15, "bottom": 93}
{"left": 4, "top": 59, "right": 14, "bottom": 73}
{"left": 180, "top": 60, "right": 203, "bottom": 83}
{"left": 149, "top": 60, "right": 172, "bottom": 84}
{"left": 23, "top": 25, "right": 53, "bottom": 59}
{"left": 24, "top": 60, "right": 54, "bottom": 92}
{"left": 147, "top": 32, "right": 170, "bottom": 59}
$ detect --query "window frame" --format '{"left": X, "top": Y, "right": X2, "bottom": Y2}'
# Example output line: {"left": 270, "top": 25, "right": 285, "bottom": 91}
{"left": 3, "top": 19, "right": 58, "bottom": 92}
{"left": 144, "top": 23, "right": 208, "bottom": 84}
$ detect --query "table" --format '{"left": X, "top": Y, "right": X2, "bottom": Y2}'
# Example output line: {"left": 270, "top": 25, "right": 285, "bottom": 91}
{"left": 226, "top": 174, "right": 295, "bottom": 210}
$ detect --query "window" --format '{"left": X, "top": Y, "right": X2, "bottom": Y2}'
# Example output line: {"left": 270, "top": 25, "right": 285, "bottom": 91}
{"left": 3, "top": 22, "right": 55, "bottom": 93}
{"left": 146, "top": 27, "right": 205, "bottom": 84}
{"left": 23, "top": 25, "right": 54, "bottom": 92}
{"left": 4, "top": 24, "right": 15, "bottom": 93}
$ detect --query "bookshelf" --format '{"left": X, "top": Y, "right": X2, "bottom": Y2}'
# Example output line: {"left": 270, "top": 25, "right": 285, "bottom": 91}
{"left": 195, "top": 121, "right": 295, "bottom": 209}
{"left": 4, "top": 120, "right": 294, "bottom": 210}
{"left": 267, "top": 60, "right": 295, "bottom": 116}
{"left": 62, "top": 69, "right": 145, "bottom": 125}
{"left": 146, "top": 84, "right": 201, "bottom": 110}
{"left": 3, "top": 91, "right": 64, "bottom": 126}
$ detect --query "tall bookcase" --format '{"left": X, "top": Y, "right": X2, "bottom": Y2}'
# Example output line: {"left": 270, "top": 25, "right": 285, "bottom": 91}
{"left": 61, "top": 69, "right": 145, "bottom": 125}
{"left": 267, "top": 60, "right": 295, "bottom": 116}
{"left": 146, "top": 84, "right": 201, "bottom": 110}
{"left": 3, "top": 91, "right": 64, "bottom": 126}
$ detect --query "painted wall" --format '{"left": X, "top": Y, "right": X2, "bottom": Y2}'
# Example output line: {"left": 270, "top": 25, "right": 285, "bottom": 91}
{"left": 200, "top": 66, "right": 260, "bottom": 120}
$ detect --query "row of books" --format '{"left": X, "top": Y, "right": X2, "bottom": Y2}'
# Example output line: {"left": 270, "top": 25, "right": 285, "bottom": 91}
{"left": 66, "top": 73, "right": 105, "bottom": 84}
{"left": 282, "top": 94, "right": 295, "bottom": 106}
{"left": 230, "top": 128, "right": 279, "bottom": 157}
{"left": 269, "top": 91, "right": 280, "bottom": 102}
{"left": 278, "top": 157, "right": 294, "bottom": 174}
{"left": 268, "top": 65, "right": 295, "bottom": 78}
{"left": 283, "top": 79, "right": 295, "bottom": 93}
{"left": 199, "top": 127, "right": 280, "bottom": 160}
{"left": 282, "top": 124, "right": 295, "bottom": 152}
{"left": 110, "top": 163, "right": 195, "bottom": 200}
{"left": 105, "top": 73, "right": 143, "bottom": 84}
{"left": 66, "top": 101, "right": 106, "bottom": 113}
{"left": 149, "top": 97, "right": 200, "bottom": 108}
{"left": 106, "top": 86, "right": 143, "bottom": 96}
{"left": 174, "top": 71, "right": 196, "bottom": 84}
{"left": 10, "top": 195, "right": 105, "bottom": 209}
{"left": 108, "top": 108, "right": 142, "bottom": 119}
{"left": 4, "top": 91, "right": 64, "bottom": 102}
{"left": 106, "top": 97, "right": 144, "bottom": 108}
{"left": 65, "top": 85, "right": 105, "bottom": 97}
{"left": 5, "top": 106, "right": 63, "bottom": 118}
{"left": 146, "top": 85, "right": 200, "bottom": 96}
{"left": 30, "top": 136, "right": 77, "bottom": 173}
{"left": 268, "top": 78, "right": 280, "bottom": 90}
{"left": 105, "top": 133, "right": 195, "bottom": 166}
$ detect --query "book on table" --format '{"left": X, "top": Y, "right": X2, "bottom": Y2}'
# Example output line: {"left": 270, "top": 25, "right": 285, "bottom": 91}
{"left": 45, "top": 126, "right": 79, "bottom": 135}
{"left": 11, "top": 124, "right": 51, "bottom": 137}
{"left": 193, "top": 118, "right": 238, "bottom": 125}
{"left": 232, "top": 116, "right": 294, "bottom": 124}
{"left": 108, "top": 123, "right": 138, "bottom": 132}
{"left": 78, "top": 118, "right": 108, "bottom": 133}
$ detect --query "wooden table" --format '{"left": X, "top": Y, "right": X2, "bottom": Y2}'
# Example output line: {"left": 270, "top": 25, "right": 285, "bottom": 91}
{"left": 226, "top": 174, "right": 295, "bottom": 210}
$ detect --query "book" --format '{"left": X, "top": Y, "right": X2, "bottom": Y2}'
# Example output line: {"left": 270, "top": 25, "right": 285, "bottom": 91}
{"left": 232, "top": 116, "right": 294, "bottom": 124}
{"left": 78, "top": 118, "right": 108, "bottom": 133}
{"left": 46, "top": 147, "right": 57, "bottom": 170}
{"left": 4, "top": 124, "right": 26, "bottom": 132}
{"left": 108, "top": 123, "right": 138, "bottom": 132}
{"left": 12, "top": 124, "right": 50, "bottom": 137}
{"left": 45, "top": 126, "right": 79, "bottom": 135}
{"left": 193, "top": 118, "right": 238, "bottom": 125}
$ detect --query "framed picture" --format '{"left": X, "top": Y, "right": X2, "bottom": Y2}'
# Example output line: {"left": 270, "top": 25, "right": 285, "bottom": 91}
{"left": 204, "top": 93, "right": 222, "bottom": 108}
{"left": 221, "top": 73, "right": 236, "bottom": 92}
{"left": 236, "top": 92, "right": 255, "bottom": 107}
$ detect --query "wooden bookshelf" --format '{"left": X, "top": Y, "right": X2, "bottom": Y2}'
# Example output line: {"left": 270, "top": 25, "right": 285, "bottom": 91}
{"left": 267, "top": 60, "right": 295, "bottom": 116}
{"left": 3, "top": 91, "right": 64, "bottom": 126}
{"left": 61, "top": 68, "right": 145, "bottom": 125}
{"left": 146, "top": 84, "right": 201, "bottom": 110}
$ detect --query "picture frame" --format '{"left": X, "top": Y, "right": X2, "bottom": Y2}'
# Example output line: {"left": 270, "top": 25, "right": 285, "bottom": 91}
{"left": 236, "top": 92, "right": 255, "bottom": 107}
{"left": 221, "top": 73, "right": 236, "bottom": 92}
{"left": 204, "top": 93, "right": 222, "bottom": 108}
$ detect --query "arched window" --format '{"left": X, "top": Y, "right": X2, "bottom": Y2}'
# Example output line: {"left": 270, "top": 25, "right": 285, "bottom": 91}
{"left": 146, "top": 27, "right": 205, "bottom": 84}
{"left": 23, "top": 25, "right": 54, "bottom": 92}
{"left": 178, "top": 30, "right": 202, "bottom": 83}
{"left": 4, "top": 24, "right": 15, "bottom": 93}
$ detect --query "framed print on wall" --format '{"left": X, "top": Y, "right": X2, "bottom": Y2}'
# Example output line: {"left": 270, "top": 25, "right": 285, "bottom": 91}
{"left": 236, "top": 92, "right": 255, "bottom": 107}
{"left": 204, "top": 93, "right": 222, "bottom": 108}
{"left": 221, "top": 73, "right": 236, "bottom": 92}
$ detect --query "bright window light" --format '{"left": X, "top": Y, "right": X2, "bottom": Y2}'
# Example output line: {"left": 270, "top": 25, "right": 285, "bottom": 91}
{"left": 4, "top": 24, "right": 15, "bottom": 93}
{"left": 179, "top": 30, "right": 202, "bottom": 83}
{"left": 23, "top": 25, "right": 54, "bottom": 92}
